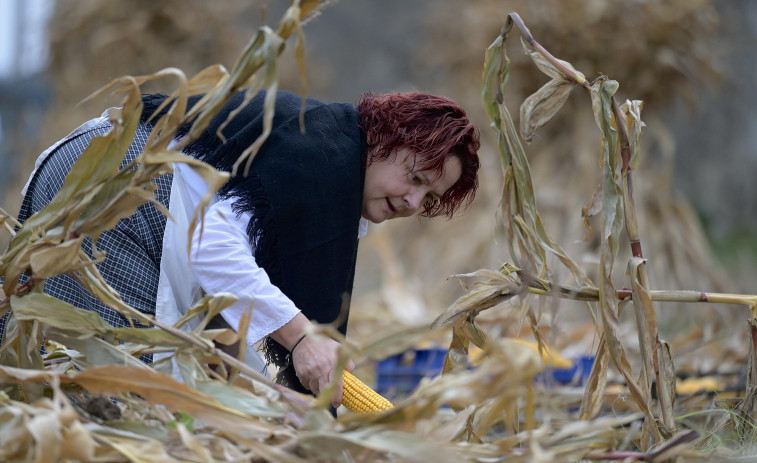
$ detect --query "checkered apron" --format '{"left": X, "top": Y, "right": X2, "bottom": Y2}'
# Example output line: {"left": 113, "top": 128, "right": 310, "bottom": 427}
{"left": 0, "top": 119, "right": 172, "bottom": 350}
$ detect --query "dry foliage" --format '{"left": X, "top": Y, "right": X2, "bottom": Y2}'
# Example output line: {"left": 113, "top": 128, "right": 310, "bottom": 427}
{"left": 1, "top": 3, "right": 757, "bottom": 462}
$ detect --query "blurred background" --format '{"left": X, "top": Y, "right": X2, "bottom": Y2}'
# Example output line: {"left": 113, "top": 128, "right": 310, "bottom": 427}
{"left": 1, "top": 0, "right": 755, "bottom": 375}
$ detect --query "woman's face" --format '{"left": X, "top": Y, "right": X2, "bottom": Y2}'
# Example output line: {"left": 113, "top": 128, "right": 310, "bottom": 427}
{"left": 362, "top": 148, "right": 462, "bottom": 223}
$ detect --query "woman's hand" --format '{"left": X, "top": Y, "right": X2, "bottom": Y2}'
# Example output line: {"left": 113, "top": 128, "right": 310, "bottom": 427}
{"left": 269, "top": 313, "right": 354, "bottom": 408}
{"left": 291, "top": 334, "right": 355, "bottom": 408}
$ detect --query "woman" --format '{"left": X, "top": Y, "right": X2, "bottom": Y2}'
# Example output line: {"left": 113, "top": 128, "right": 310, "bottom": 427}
{"left": 7, "top": 89, "right": 480, "bottom": 407}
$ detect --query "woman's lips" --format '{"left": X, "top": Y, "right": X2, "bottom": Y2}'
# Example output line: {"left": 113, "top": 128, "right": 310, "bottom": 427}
{"left": 386, "top": 198, "right": 396, "bottom": 213}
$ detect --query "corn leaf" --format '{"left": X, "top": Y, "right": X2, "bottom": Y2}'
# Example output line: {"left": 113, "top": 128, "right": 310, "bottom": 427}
{"left": 481, "top": 28, "right": 592, "bottom": 284}
{"left": 66, "top": 365, "right": 280, "bottom": 438}
{"left": 591, "top": 77, "right": 663, "bottom": 446}
{"left": 520, "top": 77, "right": 575, "bottom": 143}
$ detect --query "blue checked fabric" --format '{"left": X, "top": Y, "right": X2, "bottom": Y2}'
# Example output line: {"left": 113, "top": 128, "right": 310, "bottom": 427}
{"left": 0, "top": 119, "right": 173, "bottom": 346}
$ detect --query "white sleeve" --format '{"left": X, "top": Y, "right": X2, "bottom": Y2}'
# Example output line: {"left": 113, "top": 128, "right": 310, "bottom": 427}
{"left": 189, "top": 197, "right": 300, "bottom": 345}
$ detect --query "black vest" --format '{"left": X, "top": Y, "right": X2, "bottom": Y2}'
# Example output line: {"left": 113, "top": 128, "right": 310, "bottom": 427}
{"left": 143, "top": 90, "right": 366, "bottom": 391}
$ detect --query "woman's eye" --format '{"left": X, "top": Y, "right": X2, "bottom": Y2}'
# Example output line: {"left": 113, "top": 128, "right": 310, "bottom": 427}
{"left": 412, "top": 174, "right": 422, "bottom": 184}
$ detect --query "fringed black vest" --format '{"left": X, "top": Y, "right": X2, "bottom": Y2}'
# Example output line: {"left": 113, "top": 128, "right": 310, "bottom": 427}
{"left": 142, "top": 90, "right": 366, "bottom": 392}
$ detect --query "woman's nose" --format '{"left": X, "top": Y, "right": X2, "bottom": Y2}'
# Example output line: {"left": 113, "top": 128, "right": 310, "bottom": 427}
{"left": 404, "top": 188, "right": 425, "bottom": 212}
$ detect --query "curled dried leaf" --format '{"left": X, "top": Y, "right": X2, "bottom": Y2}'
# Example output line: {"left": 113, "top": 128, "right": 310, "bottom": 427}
{"left": 521, "top": 37, "right": 586, "bottom": 83}
{"left": 28, "top": 237, "right": 85, "bottom": 280}
{"left": 581, "top": 184, "right": 603, "bottom": 241}
{"left": 520, "top": 77, "right": 574, "bottom": 142}
{"left": 431, "top": 269, "right": 526, "bottom": 329}
{"left": 620, "top": 99, "right": 645, "bottom": 170}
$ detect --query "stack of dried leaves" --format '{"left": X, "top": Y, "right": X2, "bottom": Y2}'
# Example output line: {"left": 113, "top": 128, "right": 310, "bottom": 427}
{"left": 1, "top": 3, "right": 756, "bottom": 462}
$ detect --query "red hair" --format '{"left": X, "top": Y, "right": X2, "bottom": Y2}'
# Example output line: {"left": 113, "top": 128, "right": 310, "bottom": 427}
{"left": 358, "top": 92, "right": 480, "bottom": 219}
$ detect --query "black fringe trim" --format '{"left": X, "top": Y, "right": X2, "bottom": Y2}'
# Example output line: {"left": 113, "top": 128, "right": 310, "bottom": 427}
{"left": 139, "top": 92, "right": 335, "bottom": 393}
{"left": 226, "top": 168, "right": 301, "bottom": 389}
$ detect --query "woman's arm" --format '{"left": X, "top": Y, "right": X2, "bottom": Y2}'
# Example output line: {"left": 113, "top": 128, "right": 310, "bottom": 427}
{"left": 268, "top": 312, "right": 354, "bottom": 406}
{"left": 189, "top": 198, "right": 353, "bottom": 406}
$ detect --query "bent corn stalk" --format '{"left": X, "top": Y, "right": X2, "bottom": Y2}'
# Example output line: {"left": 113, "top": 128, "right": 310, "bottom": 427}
{"left": 475, "top": 11, "right": 757, "bottom": 448}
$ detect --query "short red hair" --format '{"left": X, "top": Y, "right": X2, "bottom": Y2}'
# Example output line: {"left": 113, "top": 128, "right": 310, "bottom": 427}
{"left": 358, "top": 92, "right": 480, "bottom": 218}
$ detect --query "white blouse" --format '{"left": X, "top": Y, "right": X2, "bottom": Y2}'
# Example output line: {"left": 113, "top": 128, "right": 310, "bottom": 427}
{"left": 155, "top": 162, "right": 367, "bottom": 376}
{"left": 189, "top": 196, "right": 300, "bottom": 346}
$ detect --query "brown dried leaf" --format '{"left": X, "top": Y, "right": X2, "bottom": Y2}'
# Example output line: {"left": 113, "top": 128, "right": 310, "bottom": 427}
{"left": 443, "top": 320, "right": 471, "bottom": 374}
{"left": 11, "top": 292, "right": 112, "bottom": 336}
{"left": 46, "top": 330, "right": 149, "bottom": 369}
{"left": 581, "top": 184, "right": 602, "bottom": 241}
{"left": 27, "top": 405, "right": 64, "bottom": 462}
{"left": 656, "top": 341, "right": 677, "bottom": 434}
{"left": 522, "top": 38, "right": 586, "bottom": 83}
{"left": 520, "top": 78, "right": 574, "bottom": 143}
{"left": 431, "top": 269, "right": 525, "bottom": 329}
{"left": 627, "top": 257, "right": 657, "bottom": 394}
{"left": 67, "top": 365, "right": 278, "bottom": 438}
{"left": 28, "top": 236, "right": 85, "bottom": 280}
{"left": 620, "top": 99, "right": 645, "bottom": 170}
{"left": 60, "top": 420, "right": 97, "bottom": 461}
{"left": 579, "top": 335, "right": 609, "bottom": 419}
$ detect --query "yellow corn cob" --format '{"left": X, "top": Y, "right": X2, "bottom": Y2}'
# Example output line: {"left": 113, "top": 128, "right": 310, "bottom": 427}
{"left": 342, "top": 371, "right": 394, "bottom": 413}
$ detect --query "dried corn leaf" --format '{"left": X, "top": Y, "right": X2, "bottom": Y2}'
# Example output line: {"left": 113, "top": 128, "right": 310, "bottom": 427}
{"left": 579, "top": 335, "right": 609, "bottom": 419}
{"left": 521, "top": 37, "right": 587, "bottom": 83}
{"left": 520, "top": 77, "right": 575, "bottom": 143}
{"left": 28, "top": 236, "right": 85, "bottom": 280}
{"left": 443, "top": 319, "right": 472, "bottom": 374}
{"left": 627, "top": 257, "right": 657, "bottom": 394}
{"left": 298, "top": 0, "right": 333, "bottom": 23}
{"left": 656, "top": 340, "right": 677, "bottom": 434}
{"left": 432, "top": 269, "right": 525, "bottom": 329}
{"left": 172, "top": 292, "right": 237, "bottom": 332}
{"left": 193, "top": 380, "right": 287, "bottom": 418}
{"left": 482, "top": 26, "right": 591, "bottom": 284}
{"left": 66, "top": 365, "right": 279, "bottom": 438}
{"left": 620, "top": 99, "right": 645, "bottom": 171}
{"left": 96, "top": 433, "right": 176, "bottom": 463}
{"left": 301, "top": 428, "right": 475, "bottom": 463}
{"left": 45, "top": 330, "right": 149, "bottom": 369}
{"left": 353, "top": 324, "right": 433, "bottom": 362}
{"left": 591, "top": 77, "right": 663, "bottom": 446}
{"left": 11, "top": 292, "right": 115, "bottom": 337}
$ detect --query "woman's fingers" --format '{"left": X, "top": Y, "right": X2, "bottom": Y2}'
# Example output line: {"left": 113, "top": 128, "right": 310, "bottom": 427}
{"left": 332, "top": 374, "right": 344, "bottom": 408}
{"left": 292, "top": 335, "right": 350, "bottom": 406}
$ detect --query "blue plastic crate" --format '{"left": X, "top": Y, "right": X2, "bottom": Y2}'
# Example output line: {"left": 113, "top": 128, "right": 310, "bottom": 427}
{"left": 377, "top": 349, "right": 596, "bottom": 398}
{"left": 540, "top": 355, "right": 595, "bottom": 386}
{"left": 376, "top": 348, "right": 447, "bottom": 398}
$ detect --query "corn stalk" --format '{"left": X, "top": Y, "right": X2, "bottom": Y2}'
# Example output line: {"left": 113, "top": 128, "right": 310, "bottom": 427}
{"left": 450, "top": 10, "right": 757, "bottom": 450}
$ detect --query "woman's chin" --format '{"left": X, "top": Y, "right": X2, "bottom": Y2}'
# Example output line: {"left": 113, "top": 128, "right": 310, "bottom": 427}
{"left": 363, "top": 209, "right": 387, "bottom": 224}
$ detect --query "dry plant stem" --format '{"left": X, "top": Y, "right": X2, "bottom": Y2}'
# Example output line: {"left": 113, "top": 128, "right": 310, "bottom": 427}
{"left": 750, "top": 322, "right": 757, "bottom": 389}
{"left": 148, "top": 316, "right": 271, "bottom": 385}
{"left": 507, "top": 13, "right": 589, "bottom": 88}
{"left": 506, "top": 13, "right": 742, "bottom": 436}
{"left": 611, "top": 96, "right": 676, "bottom": 433}
{"left": 77, "top": 261, "right": 278, "bottom": 390}
{"left": 627, "top": 290, "right": 757, "bottom": 307}
{"left": 510, "top": 13, "right": 704, "bottom": 436}
{"left": 523, "top": 259, "right": 757, "bottom": 303}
